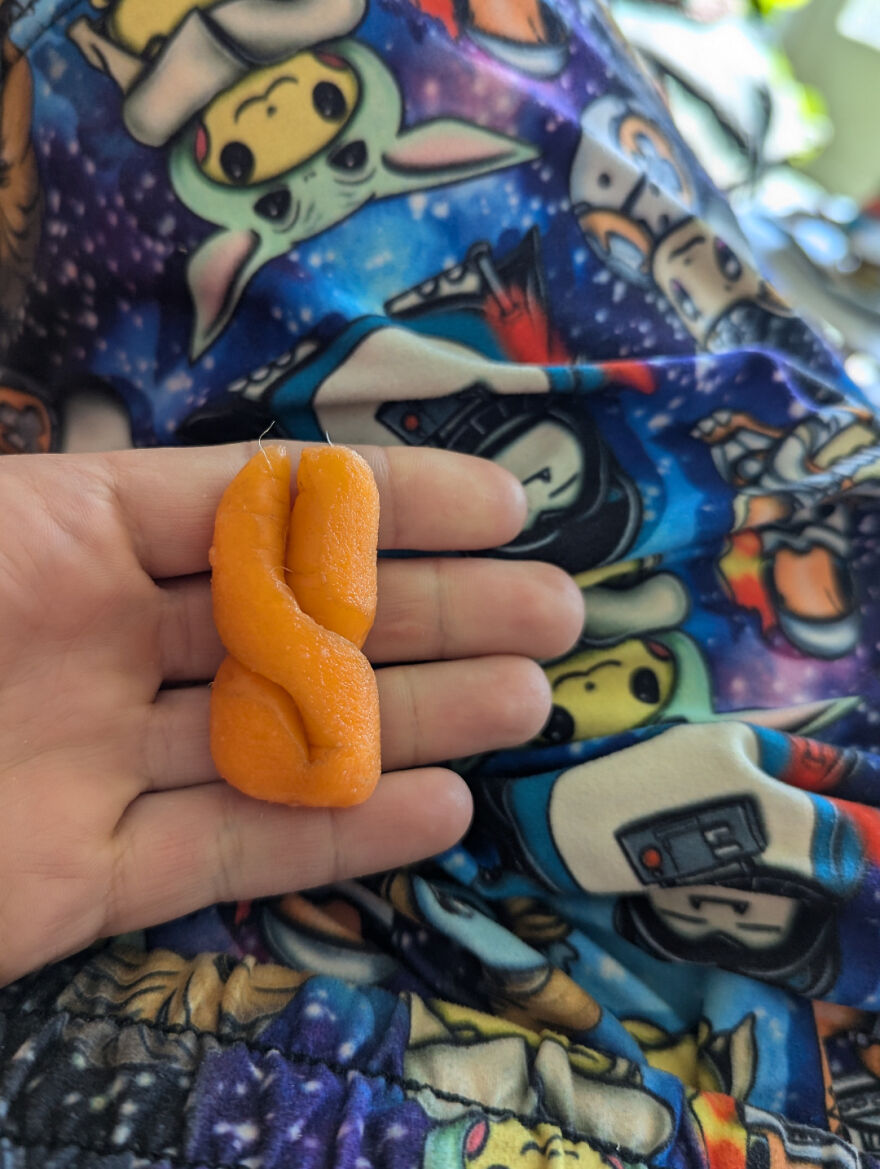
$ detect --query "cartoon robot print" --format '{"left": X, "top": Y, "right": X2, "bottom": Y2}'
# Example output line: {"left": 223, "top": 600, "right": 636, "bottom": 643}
{"left": 383, "top": 228, "right": 573, "bottom": 366}
{"left": 743, "top": 1107, "right": 868, "bottom": 1169}
{"left": 693, "top": 406, "right": 880, "bottom": 659}
{"left": 68, "top": 0, "right": 539, "bottom": 356}
{"left": 494, "top": 720, "right": 866, "bottom": 997}
{"left": 569, "top": 92, "right": 695, "bottom": 288}
{"left": 377, "top": 387, "right": 645, "bottom": 572}
{"left": 176, "top": 230, "right": 572, "bottom": 443}
{"left": 569, "top": 92, "right": 817, "bottom": 359}
{"left": 204, "top": 230, "right": 655, "bottom": 575}
{"left": 351, "top": 233, "right": 649, "bottom": 574}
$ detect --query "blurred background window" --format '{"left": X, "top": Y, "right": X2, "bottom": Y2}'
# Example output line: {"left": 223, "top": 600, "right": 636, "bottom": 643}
{"left": 609, "top": 0, "right": 880, "bottom": 399}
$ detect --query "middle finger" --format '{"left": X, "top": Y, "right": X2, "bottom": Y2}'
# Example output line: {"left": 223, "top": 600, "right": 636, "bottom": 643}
{"left": 158, "top": 558, "right": 583, "bottom": 682}
{"left": 367, "top": 557, "right": 583, "bottom": 663}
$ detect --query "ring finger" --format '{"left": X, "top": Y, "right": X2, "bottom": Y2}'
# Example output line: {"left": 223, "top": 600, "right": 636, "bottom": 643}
{"left": 142, "top": 655, "right": 551, "bottom": 790}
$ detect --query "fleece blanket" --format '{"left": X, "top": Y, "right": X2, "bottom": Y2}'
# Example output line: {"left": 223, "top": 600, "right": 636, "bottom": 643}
{"left": 2, "top": 1, "right": 880, "bottom": 1166}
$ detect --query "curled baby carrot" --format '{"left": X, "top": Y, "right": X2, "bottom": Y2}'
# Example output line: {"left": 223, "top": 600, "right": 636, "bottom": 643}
{"left": 209, "top": 444, "right": 381, "bottom": 808}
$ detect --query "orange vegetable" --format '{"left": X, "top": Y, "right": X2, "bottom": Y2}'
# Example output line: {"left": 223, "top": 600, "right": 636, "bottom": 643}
{"left": 209, "top": 444, "right": 381, "bottom": 807}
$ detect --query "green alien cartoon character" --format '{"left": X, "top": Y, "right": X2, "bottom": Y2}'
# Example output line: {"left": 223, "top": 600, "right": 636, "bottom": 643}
{"left": 540, "top": 571, "right": 858, "bottom": 745}
{"left": 69, "top": 0, "right": 539, "bottom": 356}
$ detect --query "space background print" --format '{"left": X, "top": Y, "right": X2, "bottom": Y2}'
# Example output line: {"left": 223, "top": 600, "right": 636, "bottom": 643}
{"left": 4, "top": 0, "right": 796, "bottom": 426}
{"left": 6, "top": 0, "right": 880, "bottom": 1027}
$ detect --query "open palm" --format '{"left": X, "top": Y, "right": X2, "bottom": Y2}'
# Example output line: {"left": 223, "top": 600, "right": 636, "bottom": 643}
{"left": 0, "top": 442, "right": 582, "bottom": 984}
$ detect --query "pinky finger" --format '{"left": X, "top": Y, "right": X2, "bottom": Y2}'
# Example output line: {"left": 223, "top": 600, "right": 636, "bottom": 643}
{"left": 107, "top": 769, "right": 473, "bottom": 935}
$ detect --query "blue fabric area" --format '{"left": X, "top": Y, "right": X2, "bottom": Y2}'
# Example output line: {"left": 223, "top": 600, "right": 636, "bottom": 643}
{"left": 3, "top": 0, "right": 880, "bottom": 1165}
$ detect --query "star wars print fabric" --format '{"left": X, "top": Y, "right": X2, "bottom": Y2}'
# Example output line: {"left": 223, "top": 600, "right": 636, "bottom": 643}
{"left": 2, "top": 0, "right": 880, "bottom": 1166}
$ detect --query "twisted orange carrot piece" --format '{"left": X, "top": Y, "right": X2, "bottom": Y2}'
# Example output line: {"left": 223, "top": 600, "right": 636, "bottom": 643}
{"left": 209, "top": 445, "right": 381, "bottom": 807}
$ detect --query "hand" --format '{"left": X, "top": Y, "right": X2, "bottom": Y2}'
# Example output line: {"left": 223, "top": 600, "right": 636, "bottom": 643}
{"left": 0, "top": 442, "right": 582, "bottom": 983}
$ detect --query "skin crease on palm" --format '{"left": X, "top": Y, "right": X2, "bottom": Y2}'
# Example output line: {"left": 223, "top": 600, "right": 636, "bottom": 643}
{"left": 0, "top": 393, "right": 583, "bottom": 986}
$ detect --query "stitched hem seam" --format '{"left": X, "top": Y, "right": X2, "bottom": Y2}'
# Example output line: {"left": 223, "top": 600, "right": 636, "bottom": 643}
{"left": 0, "top": 1005, "right": 678, "bottom": 1159}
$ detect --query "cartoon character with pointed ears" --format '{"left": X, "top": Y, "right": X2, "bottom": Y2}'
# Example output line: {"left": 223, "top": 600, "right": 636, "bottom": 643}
{"left": 69, "top": 0, "right": 538, "bottom": 356}
{"left": 539, "top": 572, "right": 857, "bottom": 744}
{"left": 568, "top": 92, "right": 695, "bottom": 287}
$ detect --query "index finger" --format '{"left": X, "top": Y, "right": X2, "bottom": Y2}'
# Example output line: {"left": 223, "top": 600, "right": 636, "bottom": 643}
{"left": 100, "top": 441, "right": 528, "bottom": 579}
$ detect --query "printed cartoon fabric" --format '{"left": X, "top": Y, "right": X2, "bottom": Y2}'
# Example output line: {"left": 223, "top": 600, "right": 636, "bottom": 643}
{"left": 2, "top": 0, "right": 880, "bottom": 1166}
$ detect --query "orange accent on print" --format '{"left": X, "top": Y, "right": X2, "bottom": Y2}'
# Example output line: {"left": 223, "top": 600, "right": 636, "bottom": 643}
{"left": 691, "top": 1092, "right": 748, "bottom": 1169}
{"left": 719, "top": 531, "right": 776, "bottom": 633}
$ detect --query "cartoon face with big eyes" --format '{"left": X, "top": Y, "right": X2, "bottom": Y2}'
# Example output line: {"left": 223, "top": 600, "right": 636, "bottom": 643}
{"left": 651, "top": 221, "right": 790, "bottom": 350}
{"left": 541, "top": 638, "right": 677, "bottom": 744}
{"left": 195, "top": 49, "right": 361, "bottom": 187}
{"left": 67, "top": 12, "right": 537, "bottom": 359}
